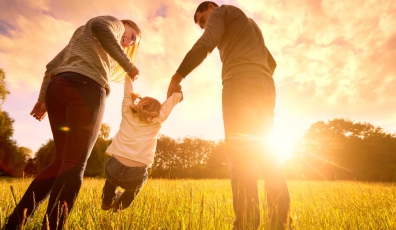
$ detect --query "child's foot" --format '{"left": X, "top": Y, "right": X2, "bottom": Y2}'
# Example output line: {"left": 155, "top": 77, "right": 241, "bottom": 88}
{"left": 112, "top": 191, "right": 123, "bottom": 212}
{"left": 101, "top": 201, "right": 113, "bottom": 211}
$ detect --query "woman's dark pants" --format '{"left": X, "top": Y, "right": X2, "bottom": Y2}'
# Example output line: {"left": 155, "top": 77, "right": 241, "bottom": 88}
{"left": 4, "top": 72, "right": 106, "bottom": 230}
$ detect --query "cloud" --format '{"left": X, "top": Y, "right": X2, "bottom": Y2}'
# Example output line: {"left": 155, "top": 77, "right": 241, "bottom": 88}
{"left": 1, "top": 0, "right": 396, "bottom": 152}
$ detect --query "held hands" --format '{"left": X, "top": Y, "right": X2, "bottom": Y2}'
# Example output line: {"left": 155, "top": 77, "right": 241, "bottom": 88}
{"left": 174, "top": 84, "right": 184, "bottom": 101}
{"left": 175, "top": 84, "right": 182, "bottom": 93}
{"left": 30, "top": 101, "right": 47, "bottom": 121}
{"left": 127, "top": 65, "right": 140, "bottom": 81}
{"left": 167, "top": 73, "right": 184, "bottom": 101}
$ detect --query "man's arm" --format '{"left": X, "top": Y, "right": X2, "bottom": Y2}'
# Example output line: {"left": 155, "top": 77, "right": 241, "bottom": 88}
{"left": 266, "top": 47, "right": 277, "bottom": 75}
{"left": 167, "top": 9, "right": 225, "bottom": 98}
{"left": 167, "top": 73, "right": 184, "bottom": 99}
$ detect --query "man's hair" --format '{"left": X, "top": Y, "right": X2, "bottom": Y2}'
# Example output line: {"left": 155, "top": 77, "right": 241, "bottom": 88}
{"left": 194, "top": 1, "right": 219, "bottom": 23}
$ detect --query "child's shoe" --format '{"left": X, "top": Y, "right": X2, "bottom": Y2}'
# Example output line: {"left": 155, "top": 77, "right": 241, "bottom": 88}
{"left": 112, "top": 191, "right": 123, "bottom": 212}
{"left": 101, "top": 201, "right": 113, "bottom": 211}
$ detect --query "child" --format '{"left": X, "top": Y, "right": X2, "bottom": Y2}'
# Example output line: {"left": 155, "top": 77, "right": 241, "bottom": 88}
{"left": 101, "top": 76, "right": 182, "bottom": 212}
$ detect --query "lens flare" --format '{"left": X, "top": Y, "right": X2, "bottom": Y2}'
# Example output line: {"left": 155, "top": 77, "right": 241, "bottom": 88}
{"left": 60, "top": 126, "right": 70, "bottom": 132}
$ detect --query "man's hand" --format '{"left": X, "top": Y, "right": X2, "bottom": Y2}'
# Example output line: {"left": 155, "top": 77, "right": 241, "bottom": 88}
{"left": 167, "top": 72, "right": 184, "bottom": 99}
{"left": 30, "top": 101, "right": 47, "bottom": 121}
{"left": 174, "top": 84, "right": 184, "bottom": 101}
{"left": 127, "top": 65, "right": 140, "bottom": 80}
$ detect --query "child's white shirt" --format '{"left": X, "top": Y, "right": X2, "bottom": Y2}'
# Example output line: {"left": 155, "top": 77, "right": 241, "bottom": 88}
{"left": 105, "top": 77, "right": 182, "bottom": 167}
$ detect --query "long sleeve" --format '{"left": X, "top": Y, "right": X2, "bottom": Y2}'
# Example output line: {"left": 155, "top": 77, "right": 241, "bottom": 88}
{"left": 175, "top": 45, "right": 207, "bottom": 78}
{"left": 176, "top": 9, "right": 225, "bottom": 78}
{"left": 38, "top": 45, "right": 68, "bottom": 102}
{"left": 122, "top": 76, "right": 133, "bottom": 112}
{"left": 157, "top": 93, "right": 182, "bottom": 122}
{"left": 88, "top": 16, "right": 133, "bottom": 72}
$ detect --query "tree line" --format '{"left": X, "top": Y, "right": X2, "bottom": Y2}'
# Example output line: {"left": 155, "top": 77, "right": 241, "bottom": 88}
{"left": 0, "top": 69, "right": 32, "bottom": 176}
{"left": 1, "top": 69, "right": 396, "bottom": 181}
{"left": 283, "top": 118, "right": 396, "bottom": 181}
{"left": 28, "top": 132, "right": 229, "bottom": 179}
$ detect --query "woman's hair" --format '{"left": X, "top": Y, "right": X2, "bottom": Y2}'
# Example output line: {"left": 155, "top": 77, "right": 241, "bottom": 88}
{"left": 130, "top": 92, "right": 162, "bottom": 122}
{"left": 111, "top": 19, "right": 142, "bottom": 82}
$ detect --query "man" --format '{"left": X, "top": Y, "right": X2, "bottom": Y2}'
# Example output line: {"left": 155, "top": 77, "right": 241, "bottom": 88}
{"left": 167, "top": 2, "right": 291, "bottom": 229}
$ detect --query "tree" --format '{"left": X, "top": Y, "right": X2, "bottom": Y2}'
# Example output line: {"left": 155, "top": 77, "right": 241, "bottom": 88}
{"left": 205, "top": 140, "right": 228, "bottom": 178}
{"left": 24, "top": 157, "right": 37, "bottom": 175}
{"left": 85, "top": 124, "right": 112, "bottom": 177}
{"left": 99, "top": 123, "right": 111, "bottom": 140}
{"left": 151, "top": 135, "right": 179, "bottom": 178}
{"left": 289, "top": 118, "right": 396, "bottom": 181}
{"left": 151, "top": 135, "right": 228, "bottom": 179}
{"left": 0, "top": 68, "right": 10, "bottom": 106}
{"left": 0, "top": 68, "right": 31, "bottom": 176}
{"left": 35, "top": 139, "right": 55, "bottom": 172}
{"left": 177, "top": 136, "right": 214, "bottom": 178}
{"left": 34, "top": 124, "right": 112, "bottom": 177}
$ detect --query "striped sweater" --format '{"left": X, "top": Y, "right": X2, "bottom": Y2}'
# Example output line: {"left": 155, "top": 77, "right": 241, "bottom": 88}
{"left": 38, "top": 15, "right": 134, "bottom": 101}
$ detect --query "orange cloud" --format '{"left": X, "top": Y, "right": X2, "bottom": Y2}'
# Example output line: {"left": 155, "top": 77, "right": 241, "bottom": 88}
{"left": 1, "top": 0, "right": 395, "bottom": 152}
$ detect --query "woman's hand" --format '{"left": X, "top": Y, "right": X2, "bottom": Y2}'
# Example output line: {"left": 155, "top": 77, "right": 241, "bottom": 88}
{"left": 30, "top": 101, "right": 47, "bottom": 121}
{"left": 127, "top": 65, "right": 140, "bottom": 80}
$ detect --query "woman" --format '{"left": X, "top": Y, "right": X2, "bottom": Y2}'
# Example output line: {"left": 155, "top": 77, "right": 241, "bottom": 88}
{"left": 4, "top": 15, "right": 141, "bottom": 230}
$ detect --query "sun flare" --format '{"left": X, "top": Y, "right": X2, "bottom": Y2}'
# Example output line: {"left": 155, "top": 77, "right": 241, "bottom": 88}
{"left": 269, "top": 133, "right": 297, "bottom": 161}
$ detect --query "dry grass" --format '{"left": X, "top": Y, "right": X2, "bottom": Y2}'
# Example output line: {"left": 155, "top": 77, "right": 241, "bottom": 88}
{"left": 1, "top": 178, "right": 395, "bottom": 229}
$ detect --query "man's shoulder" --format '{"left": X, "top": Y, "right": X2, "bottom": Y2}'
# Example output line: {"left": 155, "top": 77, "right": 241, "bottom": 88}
{"left": 218, "top": 5, "right": 242, "bottom": 12}
{"left": 214, "top": 5, "right": 245, "bottom": 17}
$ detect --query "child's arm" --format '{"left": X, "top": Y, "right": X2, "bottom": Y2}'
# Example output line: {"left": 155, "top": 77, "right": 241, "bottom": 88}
{"left": 157, "top": 89, "right": 182, "bottom": 122}
{"left": 122, "top": 76, "right": 134, "bottom": 111}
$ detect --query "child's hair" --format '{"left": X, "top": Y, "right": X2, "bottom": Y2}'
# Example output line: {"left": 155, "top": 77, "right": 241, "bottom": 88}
{"left": 130, "top": 92, "right": 161, "bottom": 122}
{"left": 111, "top": 19, "right": 142, "bottom": 82}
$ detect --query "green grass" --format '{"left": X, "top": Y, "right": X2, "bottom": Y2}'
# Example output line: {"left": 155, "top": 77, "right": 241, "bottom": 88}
{"left": 0, "top": 178, "right": 395, "bottom": 229}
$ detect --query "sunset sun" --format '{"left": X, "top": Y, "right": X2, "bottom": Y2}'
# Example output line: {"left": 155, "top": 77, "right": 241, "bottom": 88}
{"left": 269, "top": 134, "right": 295, "bottom": 161}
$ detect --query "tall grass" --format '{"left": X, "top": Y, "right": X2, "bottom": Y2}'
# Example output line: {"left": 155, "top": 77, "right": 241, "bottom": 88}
{"left": 0, "top": 178, "right": 395, "bottom": 229}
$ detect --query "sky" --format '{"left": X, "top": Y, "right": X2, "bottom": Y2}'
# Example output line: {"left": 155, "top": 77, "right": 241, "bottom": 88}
{"left": 0, "top": 0, "right": 395, "bottom": 157}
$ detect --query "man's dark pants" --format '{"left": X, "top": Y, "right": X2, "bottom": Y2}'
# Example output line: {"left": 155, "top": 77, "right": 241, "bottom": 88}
{"left": 222, "top": 73, "right": 290, "bottom": 229}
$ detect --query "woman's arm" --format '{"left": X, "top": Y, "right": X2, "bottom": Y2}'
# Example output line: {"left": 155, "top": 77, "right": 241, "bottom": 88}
{"left": 37, "top": 45, "right": 68, "bottom": 102}
{"left": 88, "top": 16, "right": 134, "bottom": 73}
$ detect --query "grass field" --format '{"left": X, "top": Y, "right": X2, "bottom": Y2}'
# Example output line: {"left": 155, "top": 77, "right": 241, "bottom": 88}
{"left": 0, "top": 178, "right": 395, "bottom": 229}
